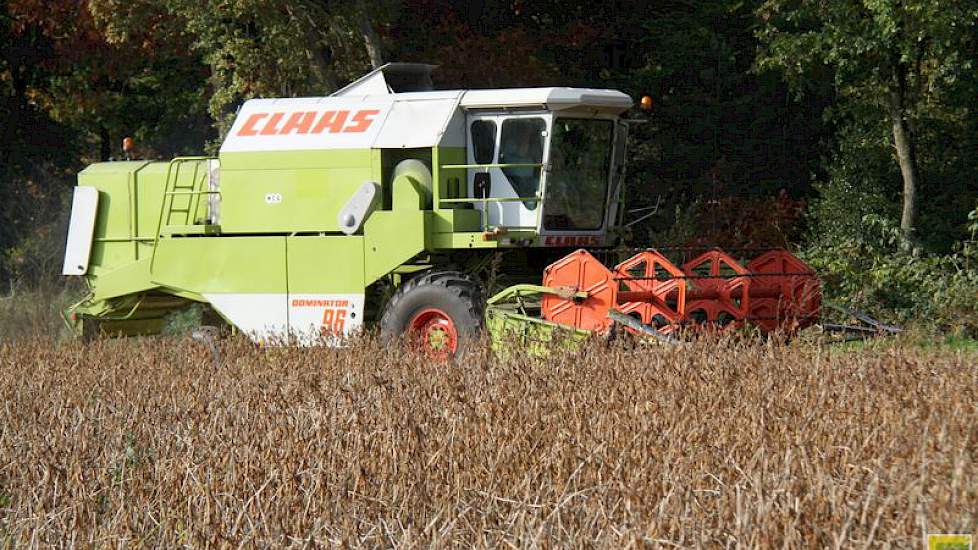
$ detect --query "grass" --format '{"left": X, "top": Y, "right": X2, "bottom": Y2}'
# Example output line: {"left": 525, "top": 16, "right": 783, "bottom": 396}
{"left": 0, "top": 333, "right": 975, "bottom": 546}
{"left": 0, "top": 284, "right": 82, "bottom": 341}
{"left": 828, "top": 329, "right": 978, "bottom": 353}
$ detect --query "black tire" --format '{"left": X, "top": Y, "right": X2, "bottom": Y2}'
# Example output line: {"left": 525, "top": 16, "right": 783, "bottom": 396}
{"left": 380, "top": 271, "right": 484, "bottom": 357}
{"left": 81, "top": 317, "right": 102, "bottom": 343}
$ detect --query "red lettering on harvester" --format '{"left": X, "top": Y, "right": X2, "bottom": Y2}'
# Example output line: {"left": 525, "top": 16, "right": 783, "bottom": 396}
{"left": 280, "top": 111, "right": 317, "bottom": 134}
{"left": 344, "top": 109, "right": 380, "bottom": 133}
{"left": 235, "top": 109, "right": 380, "bottom": 137}
{"left": 259, "top": 113, "right": 285, "bottom": 135}
{"left": 312, "top": 110, "right": 349, "bottom": 134}
{"left": 237, "top": 113, "right": 267, "bottom": 136}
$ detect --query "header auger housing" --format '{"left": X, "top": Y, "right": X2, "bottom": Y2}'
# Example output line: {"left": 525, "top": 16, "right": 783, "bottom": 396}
{"left": 61, "top": 63, "right": 891, "bottom": 355}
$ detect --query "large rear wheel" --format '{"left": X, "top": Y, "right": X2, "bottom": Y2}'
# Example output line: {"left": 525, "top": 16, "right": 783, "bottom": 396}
{"left": 380, "top": 271, "right": 484, "bottom": 359}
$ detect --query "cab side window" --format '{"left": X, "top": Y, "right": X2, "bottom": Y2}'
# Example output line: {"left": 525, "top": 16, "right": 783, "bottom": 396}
{"left": 471, "top": 120, "right": 496, "bottom": 165}
{"left": 499, "top": 117, "right": 545, "bottom": 208}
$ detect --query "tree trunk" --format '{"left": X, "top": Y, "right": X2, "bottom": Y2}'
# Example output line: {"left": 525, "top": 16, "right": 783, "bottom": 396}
{"left": 356, "top": 0, "right": 383, "bottom": 69}
{"left": 888, "top": 66, "right": 920, "bottom": 238}
{"left": 288, "top": 4, "right": 339, "bottom": 92}
{"left": 304, "top": 35, "right": 339, "bottom": 92}
{"left": 99, "top": 126, "right": 112, "bottom": 162}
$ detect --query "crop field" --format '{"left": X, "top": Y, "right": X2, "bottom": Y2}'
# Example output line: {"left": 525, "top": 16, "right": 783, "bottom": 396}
{"left": 0, "top": 329, "right": 975, "bottom": 547}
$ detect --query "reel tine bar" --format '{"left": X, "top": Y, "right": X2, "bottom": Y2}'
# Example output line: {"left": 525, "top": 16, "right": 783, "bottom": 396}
{"left": 540, "top": 248, "right": 821, "bottom": 335}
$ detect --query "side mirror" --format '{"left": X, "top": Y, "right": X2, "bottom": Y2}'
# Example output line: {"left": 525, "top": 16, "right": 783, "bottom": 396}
{"left": 474, "top": 172, "right": 491, "bottom": 199}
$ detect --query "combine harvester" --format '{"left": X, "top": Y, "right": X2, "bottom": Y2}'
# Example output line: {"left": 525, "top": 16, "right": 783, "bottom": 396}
{"left": 62, "top": 64, "right": 892, "bottom": 355}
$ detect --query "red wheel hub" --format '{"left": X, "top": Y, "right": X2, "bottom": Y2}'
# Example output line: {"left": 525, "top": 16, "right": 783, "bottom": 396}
{"left": 408, "top": 308, "right": 458, "bottom": 358}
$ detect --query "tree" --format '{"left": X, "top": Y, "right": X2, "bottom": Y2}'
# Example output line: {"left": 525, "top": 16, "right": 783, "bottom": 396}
{"left": 172, "top": 0, "right": 393, "bottom": 139}
{"left": 756, "top": 0, "right": 978, "bottom": 238}
{"left": 0, "top": 3, "right": 80, "bottom": 284}
{"left": 7, "top": 0, "right": 213, "bottom": 161}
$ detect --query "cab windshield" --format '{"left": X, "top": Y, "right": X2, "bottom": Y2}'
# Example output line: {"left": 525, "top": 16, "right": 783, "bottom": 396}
{"left": 543, "top": 118, "right": 614, "bottom": 231}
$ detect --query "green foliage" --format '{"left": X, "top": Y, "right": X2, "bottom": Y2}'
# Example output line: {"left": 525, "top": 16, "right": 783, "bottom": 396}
{"left": 804, "top": 210, "right": 978, "bottom": 336}
{"left": 0, "top": 285, "right": 82, "bottom": 340}
{"left": 805, "top": 117, "right": 900, "bottom": 247}
{"left": 154, "top": 0, "right": 394, "bottom": 142}
{"left": 626, "top": 0, "right": 829, "bottom": 239}
{"left": 756, "top": 0, "right": 978, "bottom": 102}
{"left": 168, "top": 0, "right": 371, "bottom": 139}
{"left": 162, "top": 304, "right": 205, "bottom": 336}
{"left": 757, "top": 0, "right": 978, "bottom": 242}
{"left": 2, "top": 0, "right": 978, "bottom": 339}
{"left": 759, "top": 0, "right": 978, "bottom": 251}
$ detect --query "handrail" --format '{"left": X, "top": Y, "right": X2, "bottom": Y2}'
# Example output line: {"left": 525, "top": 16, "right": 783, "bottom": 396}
{"left": 438, "top": 162, "right": 546, "bottom": 233}
{"left": 150, "top": 156, "right": 215, "bottom": 273}
{"left": 439, "top": 196, "right": 539, "bottom": 204}
{"left": 441, "top": 163, "right": 545, "bottom": 170}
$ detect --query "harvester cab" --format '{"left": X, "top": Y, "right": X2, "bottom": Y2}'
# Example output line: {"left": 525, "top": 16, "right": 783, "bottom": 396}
{"left": 62, "top": 63, "right": 889, "bottom": 355}
{"left": 459, "top": 92, "right": 628, "bottom": 239}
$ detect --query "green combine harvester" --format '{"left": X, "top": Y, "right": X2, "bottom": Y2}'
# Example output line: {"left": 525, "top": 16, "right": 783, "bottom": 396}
{"left": 64, "top": 63, "right": 839, "bottom": 356}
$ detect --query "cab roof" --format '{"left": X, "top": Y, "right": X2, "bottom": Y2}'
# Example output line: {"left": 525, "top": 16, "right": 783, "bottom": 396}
{"left": 333, "top": 62, "right": 632, "bottom": 113}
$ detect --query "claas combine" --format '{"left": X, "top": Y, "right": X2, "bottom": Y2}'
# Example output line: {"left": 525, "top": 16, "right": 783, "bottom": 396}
{"left": 62, "top": 63, "right": 871, "bottom": 356}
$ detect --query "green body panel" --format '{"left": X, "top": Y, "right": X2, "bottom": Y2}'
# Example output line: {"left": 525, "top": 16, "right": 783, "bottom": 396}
{"left": 432, "top": 209, "right": 482, "bottom": 234}
{"left": 429, "top": 231, "right": 507, "bottom": 249}
{"left": 78, "top": 159, "right": 209, "bottom": 306}
{"left": 81, "top": 161, "right": 152, "bottom": 276}
{"left": 391, "top": 165, "right": 430, "bottom": 210}
{"left": 218, "top": 149, "right": 377, "bottom": 234}
{"left": 151, "top": 237, "right": 288, "bottom": 294}
{"left": 485, "top": 308, "right": 589, "bottom": 355}
{"left": 484, "top": 285, "right": 591, "bottom": 355}
{"left": 287, "top": 236, "right": 365, "bottom": 293}
{"left": 81, "top": 160, "right": 211, "bottom": 264}
{"left": 92, "top": 258, "right": 155, "bottom": 301}
{"left": 434, "top": 147, "right": 467, "bottom": 207}
{"left": 363, "top": 210, "right": 429, "bottom": 285}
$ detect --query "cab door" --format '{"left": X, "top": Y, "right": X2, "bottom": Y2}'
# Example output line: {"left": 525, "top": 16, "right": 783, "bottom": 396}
{"left": 466, "top": 113, "right": 552, "bottom": 230}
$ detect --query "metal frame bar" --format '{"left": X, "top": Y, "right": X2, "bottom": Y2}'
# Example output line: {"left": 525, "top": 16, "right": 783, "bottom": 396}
{"left": 439, "top": 196, "right": 540, "bottom": 204}
{"left": 487, "top": 284, "right": 588, "bottom": 307}
{"left": 441, "top": 162, "right": 546, "bottom": 170}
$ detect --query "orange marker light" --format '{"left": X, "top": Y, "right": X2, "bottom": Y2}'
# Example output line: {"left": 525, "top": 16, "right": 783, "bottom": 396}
{"left": 122, "top": 137, "right": 135, "bottom": 153}
{"left": 640, "top": 95, "right": 654, "bottom": 112}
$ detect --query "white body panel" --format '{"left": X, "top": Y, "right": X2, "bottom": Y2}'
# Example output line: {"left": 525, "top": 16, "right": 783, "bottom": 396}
{"left": 373, "top": 93, "right": 463, "bottom": 148}
{"left": 219, "top": 86, "right": 630, "bottom": 153}
{"left": 204, "top": 293, "right": 289, "bottom": 343}
{"left": 337, "top": 181, "right": 380, "bottom": 235}
{"left": 220, "top": 97, "right": 394, "bottom": 153}
{"left": 466, "top": 113, "right": 552, "bottom": 230}
{"left": 203, "top": 293, "right": 365, "bottom": 346}
{"left": 332, "top": 70, "right": 392, "bottom": 96}
{"left": 62, "top": 186, "right": 100, "bottom": 276}
{"left": 460, "top": 88, "right": 632, "bottom": 112}
{"left": 288, "top": 294, "right": 366, "bottom": 345}
{"left": 207, "top": 159, "right": 221, "bottom": 224}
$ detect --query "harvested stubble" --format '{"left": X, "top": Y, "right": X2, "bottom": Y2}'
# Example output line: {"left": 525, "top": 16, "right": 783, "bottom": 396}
{"left": 0, "top": 335, "right": 975, "bottom": 547}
